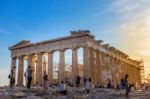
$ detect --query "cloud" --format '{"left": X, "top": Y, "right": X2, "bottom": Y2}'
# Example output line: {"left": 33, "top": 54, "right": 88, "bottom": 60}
{"left": 108, "top": 0, "right": 150, "bottom": 75}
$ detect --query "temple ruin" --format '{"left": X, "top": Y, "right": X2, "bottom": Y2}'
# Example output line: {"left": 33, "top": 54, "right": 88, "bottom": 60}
{"left": 9, "top": 30, "right": 144, "bottom": 87}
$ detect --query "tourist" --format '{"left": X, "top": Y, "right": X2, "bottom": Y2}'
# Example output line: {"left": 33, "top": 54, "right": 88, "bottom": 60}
{"left": 84, "top": 77, "right": 87, "bottom": 86}
{"left": 8, "top": 69, "right": 15, "bottom": 88}
{"left": 59, "top": 81, "right": 67, "bottom": 95}
{"left": 68, "top": 79, "right": 73, "bottom": 87}
{"left": 107, "top": 79, "right": 111, "bottom": 88}
{"left": 130, "top": 84, "right": 135, "bottom": 93}
{"left": 43, "top": 71, "right": 48, "bottom": 90}
{"left": 76, "top": 75, "right": 81, "bottom": 87}
{"left": 124, "top": 74, "right": 130, "bottom": 98}
{"left": 27, "top": 66, "right": 33, "bottom": 89}
{"left": 24, "top": 68, "right": 28, "bottom": 86}
{"left": 120, "top": 77, "right": 125, "bottom": 90}
{"left": 85, "top": 78, "right": 92, "bottom": 94}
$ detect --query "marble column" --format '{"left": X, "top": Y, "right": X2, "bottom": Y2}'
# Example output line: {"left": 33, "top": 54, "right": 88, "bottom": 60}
{"left": 28, "top": 54, "right": 35, "bottom": 85}
{"left": 59, "top": 50, "right": 65, "bottom": 83}
{"left": 111, "top": 57, "right": 116, "bottom": 84}
{"left": 17, "top": 56, "right": 24, "bottom": 86}
{"left": 132, "top": 66, "right": 135, "bottom": 84}
{"left": 83, "top": 47, "right": 91, "bottom": 85}
{"left": 36, "top": 53, "right": 42, "bottom": 85}
{"left": 137, "top": 68, "right": 141, "bottom": 85}
{"left": 100, "top": 52, "right": 106, "bottom": 85}
{"left": 96, "top": 50, "right": 100, "bottom": 85}
{"left": 48, "top": 52, "right": 53, "bottom": 84}
{"left": 90, "top": 48, "right": 95, "bottom": 84}
{"left": 11, "top": 57, "right": 17, "bottom": 80}
{"left": 11, "top": 58, "right": 16, "bottom": 70}
{"left": 43, "top": 62, "right": 46, "bottom": 74}
{"left": 72, "top": 48, "right": 78, "bottom": 86}
{"left": 98, "top": 52, "right": 102, "bottom": 84}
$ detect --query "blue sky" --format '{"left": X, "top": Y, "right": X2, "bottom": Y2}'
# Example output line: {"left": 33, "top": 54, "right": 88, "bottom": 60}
{"left": 0, "top": 0, "right": 150, "bottom": 86}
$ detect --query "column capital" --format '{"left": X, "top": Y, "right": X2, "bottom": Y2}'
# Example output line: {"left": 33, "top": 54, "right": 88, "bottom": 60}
{"left": 48, "top": 50, "right": 54, "bottom": 54}
{"left": 60, "top": 49, "right": 66, "bottom": 52}
{"left": 18, "top": 55, "right": 24, "bottom": 59}
{"left": 71, "top": 46, "right": 78, "bottom": 50}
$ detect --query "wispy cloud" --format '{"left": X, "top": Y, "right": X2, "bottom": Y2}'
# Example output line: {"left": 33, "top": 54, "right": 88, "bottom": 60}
{"left": 108, "top": 0, "right": 150, "bottom": 74}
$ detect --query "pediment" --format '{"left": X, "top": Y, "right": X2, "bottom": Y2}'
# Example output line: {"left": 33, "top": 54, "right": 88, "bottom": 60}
{"left": 10, "top": 40, "right": 31, "bottom": 49}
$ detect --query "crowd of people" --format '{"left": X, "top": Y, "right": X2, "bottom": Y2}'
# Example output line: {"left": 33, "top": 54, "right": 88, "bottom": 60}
{"left": 8, "top": 68, "right": 150, "bottom": 97}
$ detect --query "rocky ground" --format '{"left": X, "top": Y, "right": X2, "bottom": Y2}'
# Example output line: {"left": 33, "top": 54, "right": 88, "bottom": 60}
{"left": 0, "top": 86, "right": 150, "bottom": 99}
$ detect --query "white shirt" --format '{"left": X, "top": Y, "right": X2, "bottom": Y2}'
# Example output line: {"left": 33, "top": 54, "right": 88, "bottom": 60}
{"left": 85, "top": 80, "right": 92, "bottom": 90}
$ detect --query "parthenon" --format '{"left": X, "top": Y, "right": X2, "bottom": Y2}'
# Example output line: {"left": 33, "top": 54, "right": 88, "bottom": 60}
{"left": 9, "top": 30, "right": 144, "bottom": 87}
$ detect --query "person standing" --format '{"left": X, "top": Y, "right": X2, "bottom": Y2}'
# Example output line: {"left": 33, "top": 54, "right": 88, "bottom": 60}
{"left": 24, "top": 68, "right": 28, "bottom": 86}
{"left": 85, "top": 78, "right": 92, "bottom": 94}
{"left": 8, "top": 69, "right": 15, "bottom": 88}
{"left": 43, "top": 71, "right": 48, "bottom": 90}
{"left": 124, "top": 74, "right": 130, "bottom": 98}
{"left": 76, "top": 75, "right": 81, "bottom": 87}
{"left": 27, "top": 66, "right": 33, "bottom": 89}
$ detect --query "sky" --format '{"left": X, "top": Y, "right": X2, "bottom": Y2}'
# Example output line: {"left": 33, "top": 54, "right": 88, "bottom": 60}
{"left": 0, "top": 0, "right": 150, "bottom": 86}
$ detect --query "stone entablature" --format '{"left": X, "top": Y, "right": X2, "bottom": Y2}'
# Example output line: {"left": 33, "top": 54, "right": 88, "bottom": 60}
{"left": 9, "top": 30, "right": 144, "bottom": 86}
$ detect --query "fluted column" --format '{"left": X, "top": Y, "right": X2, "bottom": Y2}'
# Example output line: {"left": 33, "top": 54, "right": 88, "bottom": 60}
{"left": 11, "top": 58, "right": 16, "bottom": 70}
{"left": 17, "top": 56, "right": 24, "bottom": 86}
{"left": 83, "top": 47, "right": 91, "bottom": 79}
{"left": 90, "top": 48, "right": 95, "bottom": 84}
{"left": 100, "top": 52, "right": 106, "bottom": 85}
{"left": 72, "top": 48, "right": 78, "bottom": 86}
{"left": 137, "top": 68, "right": 141, "bottom": 85}
{"left": 28, "top": 54, "right": 35, "bottom": 85}
{"left": 59, "top": 50, "right": 65, "bottom": 83}
{"left": 96, "top": 50, "right": 100, "bottom": 85}
{"left": 11, "top": 57, "right": 17, "bottom": 80}
{"left": 36, "top": 53, "right": 43, "bottom": 85}
{"left": 48, "top": 52, "right": 53, "bottom": 84}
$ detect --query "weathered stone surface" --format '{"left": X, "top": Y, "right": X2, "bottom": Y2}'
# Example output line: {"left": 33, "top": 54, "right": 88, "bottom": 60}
{"left": 0, "top": 86, "right": 150, "bottom": 99}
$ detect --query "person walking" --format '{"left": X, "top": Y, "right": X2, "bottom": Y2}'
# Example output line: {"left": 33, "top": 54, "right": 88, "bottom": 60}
{"left": 43, "top": 71, "right": 48, "bottom": 90}
{"left": 27, "top": 66, "right": 33, "bottom": 89}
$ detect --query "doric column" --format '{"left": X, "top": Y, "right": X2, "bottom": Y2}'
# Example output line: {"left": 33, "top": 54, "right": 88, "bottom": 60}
{"left": 96, "top": 50, "right": 100, "bottom": 85}
{"left": 59, "top": 49, "right": 65, "bottom": 83}
{"left": 132, "top": 66, "right": 135, "bottom": 83}
{"left": 137, "top": 68, "right": 141, "bottom": 85}
{"left": 17, "top": 56, "right": 24, "bottom": 86}
{"left": 28, "top": 54, "right": 35, "bottom": 85}
{"left": 11, "top": 57, "right": 17, "bottom": 79}
{"left": 11, "top": 57, "right": 16, "bottom": 70}
{"left": 111, "top": 56, "right": 116, "bottom": 84}
{"left": 36, "top": 53, "right": 43, "bottom": 85}
{"left": 43, "top": 62, "right": 46, "bottom": 74}
{"left": 92, "top": 49, "right": 97, "bottom": 86}
{"left": 72, "top": 47, "right": 78, "bottom": 86}
{"left": 83, "top": 47, "right": 91, "bottom": 78}
{"left": 100, "top": 52, "right": 106, "bottom": 85}
{"left": 90, "top": 48, "right": 95, "bottom": 84}
{"left": 48, "top": 52, "right": 53, "bottom": 84}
